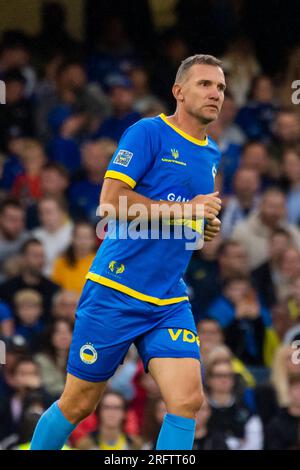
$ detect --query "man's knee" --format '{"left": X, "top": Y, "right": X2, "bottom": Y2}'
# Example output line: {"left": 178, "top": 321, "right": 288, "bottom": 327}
{"left": 58, "top": 393, "right": 98, "bottom": 425}
{"left": 167, "top": 388, "right": 205, "bottom": 418}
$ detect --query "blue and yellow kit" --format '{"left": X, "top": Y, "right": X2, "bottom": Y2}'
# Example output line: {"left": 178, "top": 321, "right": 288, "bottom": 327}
{"left": 67, "top": 114, "right": 221, "bottom": 381}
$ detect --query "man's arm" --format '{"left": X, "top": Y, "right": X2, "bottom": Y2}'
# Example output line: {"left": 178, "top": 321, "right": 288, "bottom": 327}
{"left": 99, "top": 178, "right": 222, "bottom": 222}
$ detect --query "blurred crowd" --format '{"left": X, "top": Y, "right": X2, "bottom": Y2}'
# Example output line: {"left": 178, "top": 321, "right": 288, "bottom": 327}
{"left": 1, "top": 1, "right": 300, "bottom": 452}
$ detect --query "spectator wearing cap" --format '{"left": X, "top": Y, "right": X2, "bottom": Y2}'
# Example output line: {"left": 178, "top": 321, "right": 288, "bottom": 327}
{"left": 231, "top": 188, "right": 300, "bottom": 270}
{"left": 0, "top": 238, "right": 60, "bottom": 320}
{"left": 94, "top": 74, "right": 141, "bottom": 142}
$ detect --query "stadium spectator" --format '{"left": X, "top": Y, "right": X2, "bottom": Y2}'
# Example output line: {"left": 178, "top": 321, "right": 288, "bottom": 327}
{"left": 69, "top": 139, "right": 116, "bottom": 223}
{"left": 12, "top": 289, "right": 45, "bottom": 350}
{"left": 221, "top": 37, "right": 261, "bottom": 107}
{"left": 197, "top": 320, "right": 256, "bottom": 388}
{"left": 11, "top": 139, "right": 46, "bottom": 206}
{"left": 209, "top": 93, "right": 246, "bottom": 194}
{"left": 94, "top": 74, "right": 141, "bottom": 142}
{"left": 221, "top": 168, "right": 260, "bottom": 239}
{"left": 273, "top": 247, "right": 300, "bottom": 302}
{"left": 255, "top": 344, "right": 300, "bottom": 430}
{"left": 89, "top": 391, "right": 141, "bottom": 450}
{"left": 252, "top": 228, "right": 293, "bottom": 308}
{"left": 51, "top": 222, "right": 96, "bottom": 294}
{"left": 32, "top": 196, "right": 73, "bottom": 276}
{"left": 51, "top": 290, "right": 79, "bottom": 323}
{"left": 0, "top": 300, "right": 13, "bottom": 338}
{"left": 265, "top": 375, "right": 300, "bottom": 449}
{"left": 0, "top": 69, "right": 34, "bottom": 152}
{"left": 285, "top": 275, "right": 300, "bottom": 324}
{"left": 186, "top": 239, "right": 249, "bottom": 320}
{"left": 0, "top": 356, "right": 49, "bottom": 442}
{"left": 205, "top": 358, "right": 263, "bottom": 450}
{"left": 231, "top": 188, "right": 300, "bottom": 269}
{"left": 235, "top": 75, "right": 278, "bottom": 142}
{"left": 271, "top": 111, "right": 300, "bottom": 159}
{"left": 141, "top": 397, "right": 166, "bottom": 450}
{"left": 0, "top": 198, "right": 28, "bottom": 277}
{"left": 239, "top": 141, "right": 278, "bottom": 190}
{"left": 281, "top": 147, "right": 300, "bottom": 225}
{"left": 193, "top": 397, "right": 228, "bottom": 450}
{"left": 0, "top": 238, "right": 59, "bottom": 319}
{"left": 206, "top": 275, "right": 275, "bottom": 368}
{"left": 34, "top": 319, "right": 72, "bottom": 399}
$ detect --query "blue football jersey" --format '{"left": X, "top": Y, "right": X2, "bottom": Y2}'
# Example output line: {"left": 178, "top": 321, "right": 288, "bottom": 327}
{"left": 86, "top": 113, "right": 221, "bottom": 305}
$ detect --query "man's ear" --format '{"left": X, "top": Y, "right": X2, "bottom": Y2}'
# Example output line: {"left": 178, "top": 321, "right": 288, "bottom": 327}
{"left": 172, "top": 83, "right": 184, "bottom": 102}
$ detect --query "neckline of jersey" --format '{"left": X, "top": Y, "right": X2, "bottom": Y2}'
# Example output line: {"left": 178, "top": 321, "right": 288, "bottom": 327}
{"left": 159, "top": 113, "right": 208, "bottom": 146}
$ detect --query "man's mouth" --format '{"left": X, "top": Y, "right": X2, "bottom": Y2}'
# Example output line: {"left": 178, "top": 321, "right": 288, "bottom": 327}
{"left": 205, "top": 104, "right": 219, "bottom": 111}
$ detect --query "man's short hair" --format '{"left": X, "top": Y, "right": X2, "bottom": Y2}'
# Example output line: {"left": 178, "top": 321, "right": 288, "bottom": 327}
{"left": 0, "top": 198, "right": 23, "bottom": 215}
{"left": 21, "top": 238, "right": 43, "bottom": 255}
{"left": 175, "top": 54, "right": 223, "bottom": 84}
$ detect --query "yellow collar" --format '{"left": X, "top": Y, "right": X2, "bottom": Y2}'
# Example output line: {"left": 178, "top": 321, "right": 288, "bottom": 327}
{"left": 159, "top": 113, "right": 208, "bottom": 146}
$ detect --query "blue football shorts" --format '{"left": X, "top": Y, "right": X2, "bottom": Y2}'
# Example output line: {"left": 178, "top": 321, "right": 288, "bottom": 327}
{"left": 67, "top": 280, "right": 201, "bottom": 382}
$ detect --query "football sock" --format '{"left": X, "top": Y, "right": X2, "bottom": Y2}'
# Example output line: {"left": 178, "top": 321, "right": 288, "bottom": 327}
{"left": 156, "top": 413, "right": 196, "bottom": 450}
{"left": 30, "top": 401, "right": 76, "bottom": 450}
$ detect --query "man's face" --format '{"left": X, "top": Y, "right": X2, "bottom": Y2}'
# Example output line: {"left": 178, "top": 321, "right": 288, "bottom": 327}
{"left": 276, "top": 113, "right": 300, "bottom": 143}
{"left": 234, "top": 169, "right": 259, "bottom": 197}
{"left": 110, "top": 86, "right": 134, "bottom": 113}
{"left": 219, "top": 244, "right": 248, "bottom": 275}
{"left": 0, "top": 206, "right": 25, "bottom": 240}
{"left": 23, "top": 243, "right": 45, "bottom": 274}
{"left": 260, "top": 192, "right": 286, "bottom": 226}
{"left": 175, "top": 64, "right": 226, "bottom": 124}
{"left": 99, "top": 394, "right": 125, "bottom": 429}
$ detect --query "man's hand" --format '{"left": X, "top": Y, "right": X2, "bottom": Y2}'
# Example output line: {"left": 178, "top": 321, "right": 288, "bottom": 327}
{"left": 204, "top": 217, "right": 221, "bottom": 241}
{"left": 191, "top": 192, "right": 222, "bottom": 221}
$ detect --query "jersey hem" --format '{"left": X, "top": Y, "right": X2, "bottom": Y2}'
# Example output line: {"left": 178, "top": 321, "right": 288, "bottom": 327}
{"left": 85, "top": 272, "right": 189, "bottom": 306}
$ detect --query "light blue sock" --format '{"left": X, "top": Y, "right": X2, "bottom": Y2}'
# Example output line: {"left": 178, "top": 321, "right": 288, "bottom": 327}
{"left": 156, "top": 413, "right": 196, "bottom": 450}
{"left": 30, "top": 401, "right": 76, "bottom": 450}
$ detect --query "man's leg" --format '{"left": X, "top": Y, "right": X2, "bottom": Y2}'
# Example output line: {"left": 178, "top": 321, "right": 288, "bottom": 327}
{"left": 149, "top": 357, "right": 204, "bottom": 450}
{"left": 30, "top": 373, "right": 107, "bottom": 450}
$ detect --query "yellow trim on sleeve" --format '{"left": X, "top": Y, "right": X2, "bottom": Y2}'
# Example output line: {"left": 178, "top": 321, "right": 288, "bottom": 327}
{"left": 86, "top": 272, "right": 189, "bottom": 306}
{"left": 159, "top": 113, "right": 208, "bottom": 146}
{"left": 104, "top": 170, "right": 136, "bottom": 189}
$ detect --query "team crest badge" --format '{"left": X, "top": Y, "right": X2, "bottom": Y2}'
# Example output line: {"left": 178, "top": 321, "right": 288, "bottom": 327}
{"left": 80, "top": 343, "right": 98, "bottom": 364}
